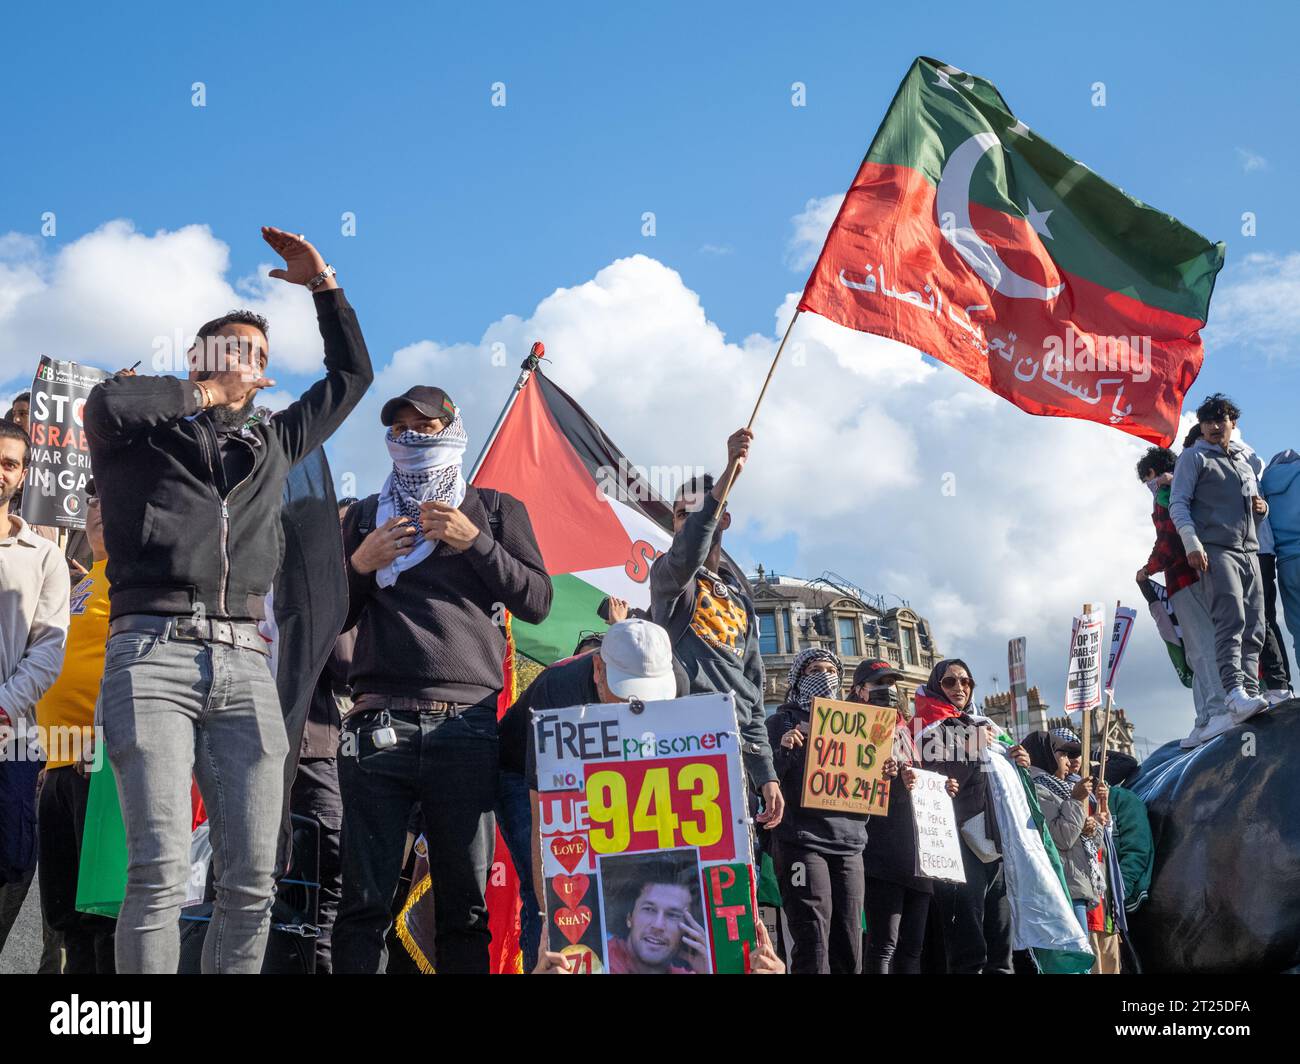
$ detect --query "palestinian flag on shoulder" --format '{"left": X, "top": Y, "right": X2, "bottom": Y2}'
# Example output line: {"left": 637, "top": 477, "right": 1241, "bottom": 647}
{"left": 472, "top": 368, "right": 741, "bottom": 665}
{"left": 799, "top": 57, "right": 1224, "bottom": 447}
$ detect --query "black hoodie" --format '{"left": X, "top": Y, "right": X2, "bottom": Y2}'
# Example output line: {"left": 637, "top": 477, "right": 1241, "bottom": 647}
{"left": 766, "top": 701, "right": 869, "bottom": 857}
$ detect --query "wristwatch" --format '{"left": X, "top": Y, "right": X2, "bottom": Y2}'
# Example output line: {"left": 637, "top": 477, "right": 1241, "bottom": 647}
{"left": 193, "top": 382, "right": 212, "bottom": 409}
{"left": 306, "top": 264, "right": 336, "bottom": 291}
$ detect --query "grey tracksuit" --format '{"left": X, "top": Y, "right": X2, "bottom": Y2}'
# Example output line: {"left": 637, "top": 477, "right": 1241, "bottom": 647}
{"left": 1169, "top": 438, "right": 1267, "bottom": 695}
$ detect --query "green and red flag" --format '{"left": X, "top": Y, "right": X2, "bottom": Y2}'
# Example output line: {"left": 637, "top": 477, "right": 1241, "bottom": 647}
{"left": 472, "top": 368, "right": 740, "bottom": 665}
{"left": 799, "top": 57, "right": 1224, "bottom": 446}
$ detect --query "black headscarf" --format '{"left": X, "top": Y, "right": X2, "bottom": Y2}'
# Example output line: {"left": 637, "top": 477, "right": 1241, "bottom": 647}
{"left": 1022, "top": 730, "right": 1058, "bottom": 775}
{"left": 1101, "top": 752, "right": 1140, "bottom": 788}
{"left": 924, "top": 657, "right": 975, "bottom": 708}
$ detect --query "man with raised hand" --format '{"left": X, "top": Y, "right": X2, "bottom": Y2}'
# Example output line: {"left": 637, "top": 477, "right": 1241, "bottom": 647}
{"left": 84, "top": 228, "right": 373, "bottom": 974}
{"left": 651, "top": 428, "right": 783, "bottom": 831}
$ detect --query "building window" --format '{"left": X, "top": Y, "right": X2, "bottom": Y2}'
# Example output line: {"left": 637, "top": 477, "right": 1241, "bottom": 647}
{"left": 901, "top": 626, "right": 915, "bottom": 667}
{"left": 764, "top": 702, "right": 782, "bottom": 718}
{"left": 837, "top": 616, "right": 859, "bottom": 657}
{"left": 782, "top": 609, "right": 794, "bottom": 654}
{"left": 757, "top": 611, "right": 778, "bottom": 655}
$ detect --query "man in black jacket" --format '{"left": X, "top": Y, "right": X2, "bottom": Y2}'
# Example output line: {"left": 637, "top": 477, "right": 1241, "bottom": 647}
{"left": 84, "top": 227, "right": 373, "bottom": 974}
{"left": 332, "top": 386, "right": 552, "bottom": 974}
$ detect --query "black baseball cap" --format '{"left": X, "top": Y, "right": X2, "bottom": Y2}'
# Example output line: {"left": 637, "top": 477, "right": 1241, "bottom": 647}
{"left": 853, "top": 658, "right": 904, "bottom": 687}
{"left": 380, "top": 386, "right": 458, "bottom": 427}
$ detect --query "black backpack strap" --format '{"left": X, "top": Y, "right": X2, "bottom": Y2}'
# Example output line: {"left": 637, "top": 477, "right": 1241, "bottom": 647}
{"left": 472, "top": 486, "right": 505, "bottom": 539}
{"left": 356, "top": 495, "right": 380, "bottom": 538}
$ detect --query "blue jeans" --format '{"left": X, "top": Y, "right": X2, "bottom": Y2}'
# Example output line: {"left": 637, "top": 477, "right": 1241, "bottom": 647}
{"left": 496, "top": 770, "right": 541, "bottom": 973}
{"left": 333, "top": 702, "right": 498, "bottom": 974}
{"left": 101, "top": 624, "right": 288, "bottom": 974}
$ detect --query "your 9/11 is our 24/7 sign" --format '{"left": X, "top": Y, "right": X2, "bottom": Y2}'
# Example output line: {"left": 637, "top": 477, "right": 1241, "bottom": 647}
{"left": 532, "top": 692, "right": 758, "bottom": 974}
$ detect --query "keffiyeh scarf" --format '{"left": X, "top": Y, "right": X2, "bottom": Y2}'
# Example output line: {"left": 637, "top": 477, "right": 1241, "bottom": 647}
{"left": 787, "top": 648, "right": 843, "bottom": 710}
{"left": 1035, "top": 769, "right": 1107, "bottom": 901}
{"left": 375, "top": 414, "right": 469, "bottom": 588}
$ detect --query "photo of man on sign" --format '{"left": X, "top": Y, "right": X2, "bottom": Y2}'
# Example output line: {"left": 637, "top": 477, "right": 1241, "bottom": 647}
{"left": 600, "top": 849, "right": 710, "bottom": 974}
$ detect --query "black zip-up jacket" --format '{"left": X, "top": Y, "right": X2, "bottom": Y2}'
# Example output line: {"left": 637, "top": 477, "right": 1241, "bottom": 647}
{"left": 341, "top": 486, "right": 552, "bottom": 705}
{"left": 84, "top": 289, "right": 373, "bottom": 622}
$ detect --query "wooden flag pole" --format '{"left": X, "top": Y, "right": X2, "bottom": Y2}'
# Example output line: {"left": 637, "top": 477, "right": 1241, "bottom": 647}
{"left": 714, "top": 311, "right": 802, "bottom": 507}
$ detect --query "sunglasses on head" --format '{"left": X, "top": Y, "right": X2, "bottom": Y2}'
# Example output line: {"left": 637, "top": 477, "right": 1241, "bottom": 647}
{"left": 940, "top": 676, "right": 974, "bottom": 689}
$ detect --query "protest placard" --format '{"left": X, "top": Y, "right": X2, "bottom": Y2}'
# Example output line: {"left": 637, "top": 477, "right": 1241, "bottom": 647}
{"left": 20, "top": 357, "right": 107, "bottom": 530}
{"left": 532, "top": 692, "right": 756, "bottom": 974}
{"left": 910, "top": 768, "right": 966, "bottom": 883}
{"left": 1104, "top": 606, "right": 1137, "bottom": 696}
{"left": 1064, "top": 607, "right": 1104, "bottom": 715}
{"left": 799, "top": 697, "right": 896, "bottom": 815}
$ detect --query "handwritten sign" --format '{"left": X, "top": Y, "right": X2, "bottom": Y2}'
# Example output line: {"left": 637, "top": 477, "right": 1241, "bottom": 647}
{"left": 800, "top": 697, "right": 896, "bottom": 815}
{"left": 533, "top": 692, "right": 754, "bottom": 974}
{"left": 910, "top": 769, "right": 966, "bottom": 883}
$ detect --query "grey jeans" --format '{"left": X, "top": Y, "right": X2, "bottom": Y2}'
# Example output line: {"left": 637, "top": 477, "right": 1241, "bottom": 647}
{"left": 101, "top": 622, "right": 288, "bottom": 974}
{"left": 1203, "top": 546, "right": 1266, "bottom": 695}
{"left": 1171, "top": 580, "right": 1227, "bottom": 726}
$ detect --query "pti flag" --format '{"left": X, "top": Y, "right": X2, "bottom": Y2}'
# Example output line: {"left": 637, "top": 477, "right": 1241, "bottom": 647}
{"left": 472, "top": 369, "right": 744, "bottom": 665}
{"left": 798, "top": 58, "right": 1224, "bottom": 446}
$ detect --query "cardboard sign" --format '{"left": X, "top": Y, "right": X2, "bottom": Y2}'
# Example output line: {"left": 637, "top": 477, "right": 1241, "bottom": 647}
{"left": 532, "top": 692, "right": 755, "bottom": 974}
{"left": 20, "top": 357, "right": 108, "bottom": 530}
{"left": 1064, "top": 609, "right": 1104, "bottom": 715}
{"left": 910, "top": 769, "right": 966, "bottom": 883}
{"left": 799, "top": 697, "right": 896, "bottom": 815}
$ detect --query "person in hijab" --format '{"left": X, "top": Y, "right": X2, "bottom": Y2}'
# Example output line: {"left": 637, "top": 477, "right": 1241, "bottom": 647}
{"left": 849, "top": 660, "right": 959, "bottom": 974}
{"left": 1023, "top": 727, "right": 1107, "bottom": 936}
{"left": 765, "top": 648, "right": 888, "bottom": 973}
{"left": 916, "top": 657, "right": 1030, "bottom": 974}
{"left": 333, "top": 386, "right": 552, "bottom": 974}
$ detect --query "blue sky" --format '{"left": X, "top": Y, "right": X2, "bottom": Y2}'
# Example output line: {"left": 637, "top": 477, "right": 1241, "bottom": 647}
{"left": 4, "top": 0, "right": 1298, "bottom": 746}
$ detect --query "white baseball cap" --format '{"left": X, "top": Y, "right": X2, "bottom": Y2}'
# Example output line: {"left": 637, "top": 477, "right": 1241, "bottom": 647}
{"left": 600, "top": 619, "right": 676, "bottom": 702}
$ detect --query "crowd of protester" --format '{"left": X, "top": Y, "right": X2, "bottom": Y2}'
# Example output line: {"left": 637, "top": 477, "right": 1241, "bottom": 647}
{"left": 0, "top": 231, "right": 1283, "bottom": 976}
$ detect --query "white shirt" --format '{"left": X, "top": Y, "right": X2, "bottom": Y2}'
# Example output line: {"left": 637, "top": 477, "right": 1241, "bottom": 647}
{"left": 0, "top": 513, "right": 70, "bottom": 727}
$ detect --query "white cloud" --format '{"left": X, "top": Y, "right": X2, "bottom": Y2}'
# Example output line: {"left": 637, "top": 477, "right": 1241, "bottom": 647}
{"left": 785, "top": 194, "right": 844, "bottom": 271}
{"left": 0, "top": 221, "right": 331, "bottom": 382}
{"left": 1236, "top": 147, "right": 1268, "bottom": 173}
{"left": 1204, "top": 251, "right": 1300, "bottom": 360}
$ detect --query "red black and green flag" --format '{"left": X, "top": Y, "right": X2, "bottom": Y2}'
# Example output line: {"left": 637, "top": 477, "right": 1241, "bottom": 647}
{"left": 799, "top": 57, "right": 1224, "bottom": 446}
{"left": 473, "top": 369, "right": 744, "bottom": 665}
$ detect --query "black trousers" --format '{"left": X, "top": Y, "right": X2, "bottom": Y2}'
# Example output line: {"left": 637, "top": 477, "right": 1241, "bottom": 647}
{"left": 1260, "top": 554, "right": 1292, "bottom": 690}
{"left": 771, "top": 837, "right": 864, "bottom": 974}
{"left": 290, "top": 757, "right": 343, "bottom": 974}
{"left": 37, "top": 767, "right": 116, "bottom": 974}
{"left": 864, "top": 877, "right": 930, "bottom": 974}
{"left": 333, "top": 704, "right": 498, "bottom": 975}
{"left": 934, "top": 843, "right": 1013, "bottom": 974}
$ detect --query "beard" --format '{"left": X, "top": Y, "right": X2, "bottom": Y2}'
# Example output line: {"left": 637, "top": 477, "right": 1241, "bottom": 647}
{"left": 209, "top": 399, "right": 254, "bottom": 432}
{"left": 0, "top": 482, "right": 17, "bottom": 511}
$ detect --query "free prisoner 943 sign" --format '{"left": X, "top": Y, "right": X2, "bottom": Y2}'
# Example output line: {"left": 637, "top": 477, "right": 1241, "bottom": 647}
{"left": 532, "top": 692, "right": 758, "bottom": 974}
{"left": 800, "top": 697, "right": 897, "bottom": 815}
{"left": 20, "top": 356, "right": 109, "bottom": 530}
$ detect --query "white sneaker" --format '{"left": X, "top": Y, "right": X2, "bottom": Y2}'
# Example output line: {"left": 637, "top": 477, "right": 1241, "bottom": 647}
{"left": 1225, "top": 686, "right": 1269, "bottom": 724}
{"left": 1179, "top": 724, "right": 1206, "bottom": 749}
{"left": 1263, "top": 688, "right": 1293, "bottom": 707}
{"left": 1199, "top": 714, "right": 1236, "bottom": 742}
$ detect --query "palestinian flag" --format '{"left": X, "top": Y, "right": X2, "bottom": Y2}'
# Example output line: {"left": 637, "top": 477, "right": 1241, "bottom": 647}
{"left": 799, "top": 57, "right": 1224, "bottom": 447}
{"left": 474, "top": 369, "right": 731, "bottom": 665}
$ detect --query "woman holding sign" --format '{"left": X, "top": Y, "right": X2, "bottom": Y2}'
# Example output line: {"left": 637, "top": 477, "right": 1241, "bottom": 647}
{"left": 765, "top": 649, "right": 896, "bottom": 974}
{"left": 850, "top": 662, "right": 959, "bottom": 974}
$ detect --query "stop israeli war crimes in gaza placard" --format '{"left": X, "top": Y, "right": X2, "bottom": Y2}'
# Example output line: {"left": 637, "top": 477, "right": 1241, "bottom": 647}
{"left": 532, "top": 692, "right": 759, "bottom": 974}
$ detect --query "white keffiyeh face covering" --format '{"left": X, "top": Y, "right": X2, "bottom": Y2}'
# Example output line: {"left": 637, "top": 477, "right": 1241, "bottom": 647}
{"left": 375, "top": 413, "right": 469, "bottom": 588}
